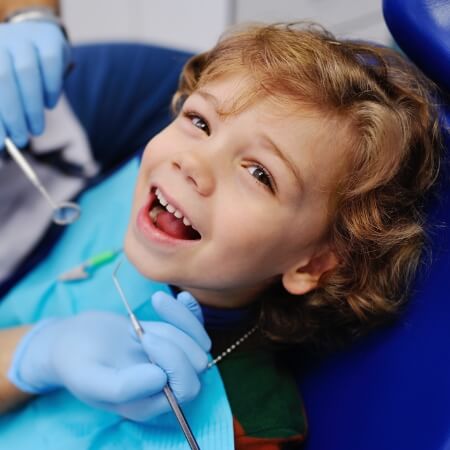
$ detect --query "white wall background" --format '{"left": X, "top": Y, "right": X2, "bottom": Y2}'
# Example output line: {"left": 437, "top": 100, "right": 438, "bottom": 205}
{"left": 60, "top": 0, "right": 392, "bottom": 52}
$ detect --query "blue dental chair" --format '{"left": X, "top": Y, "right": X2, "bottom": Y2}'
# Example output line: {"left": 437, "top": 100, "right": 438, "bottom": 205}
{"left": 297, "top": 1, "right": 450, "bottom": 449}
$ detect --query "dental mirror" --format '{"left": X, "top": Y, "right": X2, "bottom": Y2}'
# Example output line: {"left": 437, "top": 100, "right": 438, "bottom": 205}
{"left": 4, "top": 137, "right": 81, "bottom": 226}
{"left": 52, "top": 201, "right": 81, "bottom": 225}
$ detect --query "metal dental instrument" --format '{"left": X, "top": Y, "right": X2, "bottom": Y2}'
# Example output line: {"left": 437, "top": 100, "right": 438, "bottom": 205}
{"left": 112, "top": 260, "right": 201, "bottom": 450}
{"left": 4, "top": 137, "right": 81, "bottom": 225}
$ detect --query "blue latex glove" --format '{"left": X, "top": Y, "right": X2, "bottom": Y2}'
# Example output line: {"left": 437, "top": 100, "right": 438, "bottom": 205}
{"left": 0, "top": 22, "right": 69, "bottom": 149}
{"left": 8, "top": 291, "right": 211, "bottom": 422}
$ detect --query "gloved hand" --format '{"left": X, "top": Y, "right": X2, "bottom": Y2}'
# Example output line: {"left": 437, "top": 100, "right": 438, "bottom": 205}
{"left": 0, "top": 21, "right": 70, "bottom": 149}
{"left": 8, "top": 291, "right": 211, "bottom": 422}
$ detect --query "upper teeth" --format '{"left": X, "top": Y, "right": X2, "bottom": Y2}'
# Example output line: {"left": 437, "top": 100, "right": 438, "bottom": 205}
{"left": 155, "top": 188, "right": 192, "bottom": 227}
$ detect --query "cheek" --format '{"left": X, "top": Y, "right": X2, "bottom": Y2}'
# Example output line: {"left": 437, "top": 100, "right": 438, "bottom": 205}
{"left": 135, "top": 131, "right": 176, "bottom": 188}
{"left": 218, "top": 201, "right": 329, "bottom": 274}
{"left": 140, "top": 132, "right": 169, "bottom": 167}
{"left": 140, "top": 117, "right": 182, "bottom": 161}
{"left": 213, "top": 204, "right": 291, "bottom": 264}
{"left": 132, "top": 136, "right": 167, "bottom": 208}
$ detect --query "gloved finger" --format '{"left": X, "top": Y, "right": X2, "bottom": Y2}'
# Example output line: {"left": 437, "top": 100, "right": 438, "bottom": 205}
{"left": 0, "top": 48, "right": 28, "bottom": 147}
{"left": 34, "top": 28, "right": 66, "bottom": 108}
{"left": 140, "top": 322, "right": 208, "bottom": 373}
{"left": 176, "top": 290, "right": 204, "bottom": 324}
{"left": 10, "top": 42, "right": 45, "bottom": 135}
{"left": 69, "top": 362, "right": 167, "bottom": 404}
{"left": 103, "top": 392, "right": 170, "bottom": 423}
{"left": 141, "top": 330, "right": 201, "bottom": 404}
{"left": 151, "top": 291, "right": 211, "bottom": 352}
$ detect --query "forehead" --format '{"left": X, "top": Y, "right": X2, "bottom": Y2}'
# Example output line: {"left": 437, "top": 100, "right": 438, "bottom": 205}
{"left": 195, "top": 74, "right": 258, "bottom": 116}
{"left": 196, "top": 73, "right": 328, "bottom": 126}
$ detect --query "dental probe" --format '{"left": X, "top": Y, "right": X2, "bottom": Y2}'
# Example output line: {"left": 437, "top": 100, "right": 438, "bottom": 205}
{"left": 4, "top": 137, "right": 81, "bottom": 225}
{"left": 112, "top": 260, "right": 201, "bottom": 450}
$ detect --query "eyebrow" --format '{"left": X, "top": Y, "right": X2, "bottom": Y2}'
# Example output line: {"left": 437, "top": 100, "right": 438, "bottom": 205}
{"left": 262, "top": 135, "right": 304, "bottom": 192}
{"left": 196, "top": 90, "right": 221, "bottom": 112}
{"left": 196, "top": 89, "right": 304, "bottom": 191}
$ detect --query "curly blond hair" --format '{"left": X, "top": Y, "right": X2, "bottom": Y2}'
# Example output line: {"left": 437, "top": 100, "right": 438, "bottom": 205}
{"left": 172, "top": 23, "right": 444, "bottom": 352}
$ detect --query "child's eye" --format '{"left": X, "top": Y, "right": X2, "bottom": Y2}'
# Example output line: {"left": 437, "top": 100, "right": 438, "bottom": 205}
{"left": 247, "top": 164, "right": 275, "bottom": 192}
{"left": 184, "top": 111, "right": 210, "bottom": 136}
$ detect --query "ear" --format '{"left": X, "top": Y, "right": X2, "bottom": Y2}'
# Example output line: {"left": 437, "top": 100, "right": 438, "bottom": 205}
{"left": 282, "top": 247, "right": 339, "bottom": 296}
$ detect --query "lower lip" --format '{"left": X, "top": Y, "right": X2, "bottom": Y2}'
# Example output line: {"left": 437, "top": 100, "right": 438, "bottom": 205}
{"left": 136, "top": 192, "right": 199, "bottom": 248}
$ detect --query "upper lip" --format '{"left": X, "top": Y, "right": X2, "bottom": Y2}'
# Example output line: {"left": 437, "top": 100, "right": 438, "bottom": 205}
{"left": 150, "top": 184, "right": 200, "bottom": 234}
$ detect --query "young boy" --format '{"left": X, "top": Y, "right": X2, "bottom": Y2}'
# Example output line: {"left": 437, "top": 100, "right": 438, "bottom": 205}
{"left": 127, "top": 20, "right": 442, "bottom": 353}
{"left": 0, "top": 23, "right": 442, "bottom": 450}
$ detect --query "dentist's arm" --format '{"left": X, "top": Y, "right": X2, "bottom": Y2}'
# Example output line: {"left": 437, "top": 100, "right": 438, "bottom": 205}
{"left": 0, "top": 326, "right": 33, "bottom": 413}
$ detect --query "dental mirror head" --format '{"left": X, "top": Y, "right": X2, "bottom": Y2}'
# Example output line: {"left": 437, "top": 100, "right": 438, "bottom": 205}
{"left": 52, "top": 202, "right": 81, "bottom": 225}
{"left": 4, "top": 137, "right": 82, "bottom": 226}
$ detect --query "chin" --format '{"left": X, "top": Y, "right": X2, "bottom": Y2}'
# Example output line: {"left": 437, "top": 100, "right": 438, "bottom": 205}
{"left": 124, "top": 230, "right": 173, "bottom": 283}
{"left": 124, "top": 229, "right": 150, "bottom": 275}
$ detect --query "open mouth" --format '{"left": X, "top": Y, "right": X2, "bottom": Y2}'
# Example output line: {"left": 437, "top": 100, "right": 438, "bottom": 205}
{"left": 147, "top": 187, "right": 201, "bottom": 241}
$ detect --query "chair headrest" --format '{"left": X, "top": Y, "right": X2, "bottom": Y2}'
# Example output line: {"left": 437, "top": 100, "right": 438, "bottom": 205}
{"left": 383, "top": 0, "right": 450, "bottom": 94}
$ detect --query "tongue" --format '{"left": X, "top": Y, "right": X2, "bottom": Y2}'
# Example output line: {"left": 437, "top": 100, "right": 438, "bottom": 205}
{"left": 155, "top": 211, "right": 196, "bottom": 240}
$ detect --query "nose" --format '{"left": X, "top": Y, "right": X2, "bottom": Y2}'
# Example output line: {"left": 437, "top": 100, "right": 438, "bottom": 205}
{"left": 171, "top": 150, "right": 215, "bottom": 196}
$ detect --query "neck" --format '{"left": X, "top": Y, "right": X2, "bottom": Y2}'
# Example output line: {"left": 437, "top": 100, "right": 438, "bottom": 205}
{"left": 179, "top": 280, "right": 274, "bottom": 309}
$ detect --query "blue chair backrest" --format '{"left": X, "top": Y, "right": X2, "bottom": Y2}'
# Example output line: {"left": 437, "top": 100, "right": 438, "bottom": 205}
{"left": 298, "top": 1, "right": 450, "bottom": 449}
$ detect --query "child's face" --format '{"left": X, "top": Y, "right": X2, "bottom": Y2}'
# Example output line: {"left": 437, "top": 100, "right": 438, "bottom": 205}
{"left": 125, "top": 75, "right": 343, "bottom": 308}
